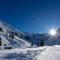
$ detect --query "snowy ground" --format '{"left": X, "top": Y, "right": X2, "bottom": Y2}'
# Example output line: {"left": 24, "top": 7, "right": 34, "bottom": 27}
{"left": 0, "top": 46, "right": 60, "bottom": 60}
{"left": 35, "top": 46, "right": 60, "bottom": 60}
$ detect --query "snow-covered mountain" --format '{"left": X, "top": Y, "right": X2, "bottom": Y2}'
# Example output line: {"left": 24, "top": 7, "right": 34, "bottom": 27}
{"left": 0, "top": 21, "right": 60, "bottom": 49}
{"left": 0, "top": 21, "right": 48, "bottom": 49}
{"left": 0, "top": 21, "right": 60, "bottom": 60}
{"left": 0, "top": 21, "right": 31, "bottom": 49}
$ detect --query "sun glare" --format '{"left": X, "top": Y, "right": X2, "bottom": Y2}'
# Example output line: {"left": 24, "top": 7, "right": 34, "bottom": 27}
{"left": 49, "top": 28, "right": 57, "bottom": 36}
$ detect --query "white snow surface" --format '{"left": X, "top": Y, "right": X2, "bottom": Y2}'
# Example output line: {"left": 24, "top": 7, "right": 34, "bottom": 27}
{"left": 0, "top": 46, "right": 60, "bottom": 60}
{"left": 36, "top": 46, "right": 60, "bottom": 60}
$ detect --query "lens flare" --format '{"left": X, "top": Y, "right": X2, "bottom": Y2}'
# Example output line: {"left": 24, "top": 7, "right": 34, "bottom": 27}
{"left": 49, "top": 29, "right": 56, "bottom": 36}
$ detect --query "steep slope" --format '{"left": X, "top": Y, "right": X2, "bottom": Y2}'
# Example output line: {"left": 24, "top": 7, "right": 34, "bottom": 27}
{"left": 0, "top": 21, "right": 31, "bottom": 49}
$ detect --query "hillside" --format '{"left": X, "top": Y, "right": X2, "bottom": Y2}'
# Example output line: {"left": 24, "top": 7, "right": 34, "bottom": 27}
{"left": 0, "top": 21, "right": 60, "bottom": 60}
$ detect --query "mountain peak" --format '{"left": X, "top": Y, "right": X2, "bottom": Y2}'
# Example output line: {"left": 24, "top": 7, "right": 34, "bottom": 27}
{"left": 0, "top": 20, "right": 20, "bottom": 33}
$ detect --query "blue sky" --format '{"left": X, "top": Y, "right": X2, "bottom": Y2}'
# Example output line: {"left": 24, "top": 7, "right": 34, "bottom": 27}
{"left": 0, "top": 0, "right": 60, "bottom": 33}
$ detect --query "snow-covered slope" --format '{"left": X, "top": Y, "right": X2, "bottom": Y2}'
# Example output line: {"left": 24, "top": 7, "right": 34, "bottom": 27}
{"left": 0, "top": 21, "right": 31, "bottom": 49}
{"left": 0, "top": 46, "right": 60, "bottom": 60}
{"left": 35, "top": 46, "right": 60, "bottom": 60}
{"left": 0, "top": 21, "right": 48, "bottom": 49}
{"left": 0, "top": 21, "right": 60, "bottom": 60}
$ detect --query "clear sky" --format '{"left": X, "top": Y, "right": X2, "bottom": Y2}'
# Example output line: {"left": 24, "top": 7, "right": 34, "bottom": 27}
{"left": 0, "top": 0, "right": 60, "bottom": 33}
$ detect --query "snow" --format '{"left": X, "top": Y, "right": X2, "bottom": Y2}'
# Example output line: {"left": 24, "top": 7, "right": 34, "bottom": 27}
{"left": 0, "top": 46, "right": 60, "bottom": 60}
{"left": 36, "top": 46, "right": 60, "bottom": 60}
{"left": 0, "top": 46, "right": 46, "bottom": 60}
{"left": 0, "top": 46, "right": 45, "bottom": 60}
{"left": 0, "top": 46, "right": 46, "bottom": 54}
{"left": 0, "top": 21, "right": 60, "bottom": 60}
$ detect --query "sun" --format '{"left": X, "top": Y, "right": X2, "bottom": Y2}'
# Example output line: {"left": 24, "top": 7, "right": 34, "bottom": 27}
{"left": 49, "top": 28, "right": 57, "bottom": 36}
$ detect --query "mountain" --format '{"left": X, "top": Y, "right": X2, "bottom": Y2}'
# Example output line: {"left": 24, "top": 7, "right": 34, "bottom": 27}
{"left": 0, "top": 21, "right": 31, "bottom": 49}
{"left": 0, "top": 21, "right": 60, "bottom": 49}
{"left": 0, "top": 21, "right": 48, "bottom": 49}
{"left": 0, "top": 21, "right": 60, "bottom": 60}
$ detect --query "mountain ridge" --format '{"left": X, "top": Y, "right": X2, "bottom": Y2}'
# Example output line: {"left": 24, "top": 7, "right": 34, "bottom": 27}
{"left": 0, "top": 21, "right": 60, "bottom": 49}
